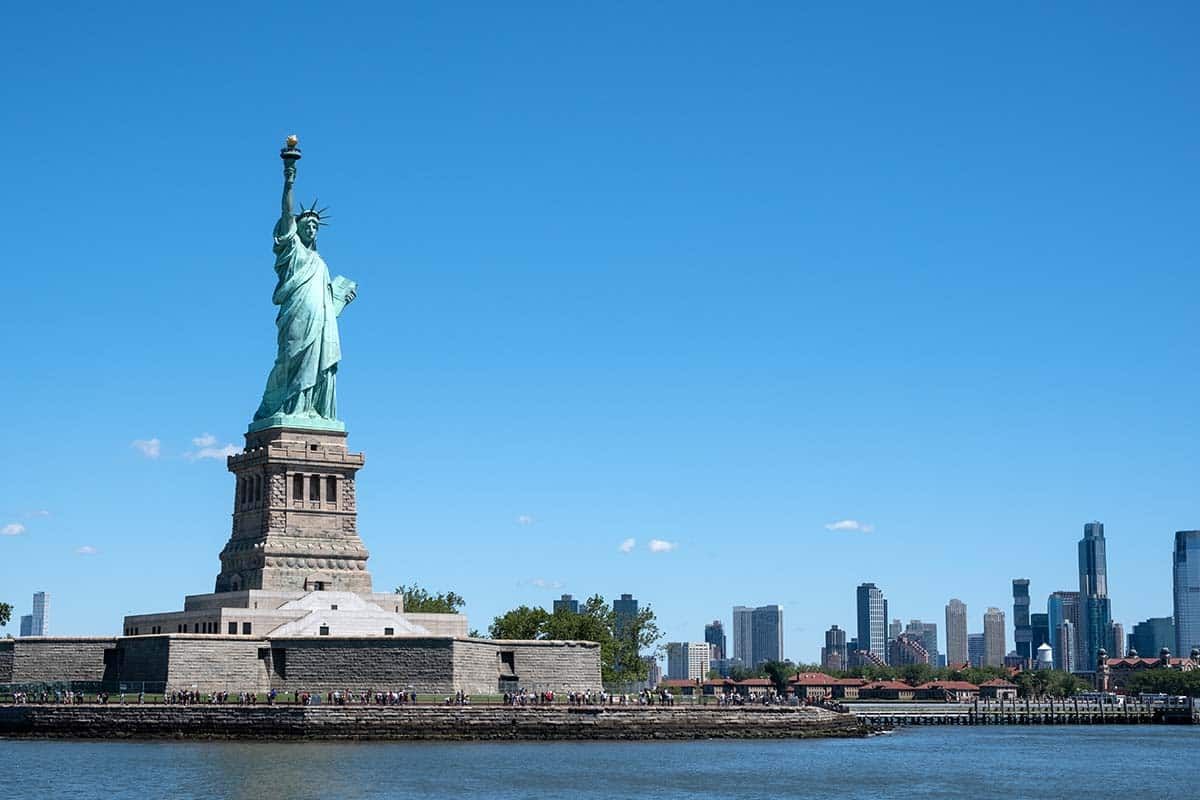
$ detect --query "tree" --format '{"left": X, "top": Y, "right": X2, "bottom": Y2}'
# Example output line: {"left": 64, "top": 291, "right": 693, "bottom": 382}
{"left": 489, "top": 605, "right": 550, "bottom": 639}
{"left": 487, "top": 595, "right": 663, "bottom": 685}
{"left": 1127, "top": 668, "right": 1200, "bottom": 698}
{"left": 394, "top": 584, "right": 465, "bottom": 614}
{"left": 0, "top": 602, "right": 10, "bottom": 628}
{"left": 762, "top": 660, "right": 793, "bottom": 693}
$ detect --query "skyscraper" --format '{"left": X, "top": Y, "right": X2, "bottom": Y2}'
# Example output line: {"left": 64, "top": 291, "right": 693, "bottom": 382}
{"left": 1078, "top": 522, "right": 1111, "bottom": 671}
{"left": 822, "top": 625, "right": 848, "bottom": 670}
{"left": 1107, "top": 621, "right": 1125, "bottom": 658}
{"left": 1012, "top": 579, "right": 1032, "bottom": 663}
{"left": 945, "top": 599, "right": 968, "bottom": 665}
{"left": 1079, "top": 522, "right": 1108, "bottom": 597}
{"left": 1129, "top": 617, "right": 1174, "bottom": 657}
{"left": 29, "top": 591, "right": 49, "bottom": 637}
{"left": 731, "top": 606, "right": 754, "bottom": 665}
{"left": 704, "top": 620, "right": 726, "bottom": 661}
{"left": 905, "top": 619, "right": 939, "bottom": 665}
{"left": 1047, "top": 591, "right": 1082, "bottom": 671}
{"left": 983, "top": 607, "right": 1006, "bottom": 667}
{"left": 889, "top": 633, "right": 930, "bottom": 667}
{"left": 857, "top": 583, "right": 886, "bottom": 661}
{"left": 613, "top": 593, "right": 638, "bottom": 640}
{"left": 1174, "top": 531, "right": 1200, "bottom": 657}
{"left": 1054, "top": 619, "right": 1077, "bottom": 673}
{"left": 19, "top": 615, "right": 33, "bottom": 637}
{"left": 665, "top": 642, "right": 709, "bottom": 681}
{"left": 967, "top": 633, "right": 985, "bottom": 668}
{"left": 751, "top": 605, "right": 783, "bottom": 666}
{"left": 1030, "top": 612, "right": 1051, "bottom": 652}
{"left": 553, "top": 594, "right": 579, "bottom": 614}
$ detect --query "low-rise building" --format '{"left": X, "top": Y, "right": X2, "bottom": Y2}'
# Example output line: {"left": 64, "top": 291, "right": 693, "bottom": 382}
{"left": 917, "top": 680, "right": 980, "bottom": 703}
{"left": 978, "top": 678, "right": 1018, "bottom": 700}
{"left": 859, "top": 680, "right": 918, "bottom": 701}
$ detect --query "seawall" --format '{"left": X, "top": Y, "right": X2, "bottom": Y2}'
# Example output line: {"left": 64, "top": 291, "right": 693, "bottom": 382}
{"left": 0, "top": 705, "right": 865, "bottom": 741}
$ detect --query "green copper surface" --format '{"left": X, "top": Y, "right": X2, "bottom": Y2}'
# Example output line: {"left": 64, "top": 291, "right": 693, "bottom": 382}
{"left": 252, "top": 141, "right": 357, "bottom": 433}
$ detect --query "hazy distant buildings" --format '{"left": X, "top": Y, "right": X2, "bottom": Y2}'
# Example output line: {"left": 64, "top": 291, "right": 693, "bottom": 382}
{"left": 27, "top": 592, "right": 49, "bottom": 637}
{"left": 1129, "top": 617, "right": 1174, "bottom": 657}
{"left": 889, "top": 633, "right": 930, "bottom": 667}
{"left": 984, "top": 607, "right": 1006, "bottom": 667}
{"left": 945, "top": 599, "right": 968, "bottom": 665}
{"left": 553, "top": 594, "right": 579, "bottom": 614}
{"left": 822, "top": 625, "right": 848, "bottom": 670}
{"left": 666, "top": 642, "right": 709, "bottom": 681}
{"left": 1078, "top": 522, "right": 1111, "bottom": 671}
{"left": 19, "top": 615, "right": 33, "bottom": 637}
{"left": 1013, "top": 579, "right": 1032, "bottom": 663}
{"left": 1174, "top": 530, "right": 1200, "bottom": 656}
{"left": 905, "top": 620, "right": 939, "bottom": 665}
{"left": 967, "top": 633, "right": 985, "bottom": 668}
{"left": 857, "top": 583, "right": 887, "bottom": 662}
{"left": 704, "top": 620, "right": 726, "bottom": 661}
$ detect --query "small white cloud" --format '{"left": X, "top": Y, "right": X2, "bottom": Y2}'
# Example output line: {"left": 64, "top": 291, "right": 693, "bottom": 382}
{"left": 74, "top": 545, "right": 99, "bottom": 555}
{"left": 529, "top": 578, "right": 564, "bottom": 590}
{"left": 618, "top": 537, "right": 636, "bottom": 553}
{"left": 2, "top": 523, "right": 27, "bottom": 536}
{"left": 184, "top": 435, "right": 240, "bottom": 461}
{"left": 825, "top": 519, "right": 875, "bottom": 533}
{"left": 517, "top": 514, "right": 535, "bottom": 525}
{"left": 192, "top": 432, "right": 217, "bottom": 448}
{"left": 648, "top": 539, "right": 677, "bottom": 553}
{"left": 131, "top": 438, "right": 161, "bottom": 459}
{"left": 24, "top": 509, "right": 50, "bottom": 518}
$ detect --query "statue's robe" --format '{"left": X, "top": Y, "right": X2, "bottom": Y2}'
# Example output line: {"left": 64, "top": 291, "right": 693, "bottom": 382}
{"left": 254, "top": 216, "right": 343, "bottom": 421}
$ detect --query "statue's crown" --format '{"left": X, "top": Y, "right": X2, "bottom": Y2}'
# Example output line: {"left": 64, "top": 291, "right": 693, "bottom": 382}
{"left": 296, "top": 198, "right": 331, "bottom": 226}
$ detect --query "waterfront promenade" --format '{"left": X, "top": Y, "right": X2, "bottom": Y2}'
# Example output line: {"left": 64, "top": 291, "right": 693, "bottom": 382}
{"left": 849, "top": 699, "right": 1197, "bottom": 727}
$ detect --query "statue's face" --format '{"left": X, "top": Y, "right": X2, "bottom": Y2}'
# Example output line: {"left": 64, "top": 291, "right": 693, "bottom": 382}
{"left": 299, "top": 216, "right": 320, "bottom": 246}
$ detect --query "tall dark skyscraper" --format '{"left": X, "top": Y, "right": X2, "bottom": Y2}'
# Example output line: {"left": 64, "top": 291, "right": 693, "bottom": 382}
{"left": 1130, "top": 616, "right": 1174, "bottom": 657}
{"left": 553, "top": 594, "right": 579, "bottom": 614}
{"left": 613, "top": 593, "right": 638, "bottom": 640}
{"left": 1048, "top": 590, "right": 1082, "bottom": 672}
{"left": 1174, "top": 530, "right": 1200, "bottom": 656}
{"left": 704, "top": 620, "right": 726, "bottom": 661}
{"left": 1013, "top": 579, "right": 1032, "bottom": 662}
{"left": 1078, "top": 521, "right": 1111, "bottom": 671}
{"left": 1079, "top": 522, "right": 1108, "bottom": 597}
{"left": 1030, "top": 612, "right": 1050, "bottom": 651}
{"left": 856, "top": 583, "right": 886, "bottom": 660}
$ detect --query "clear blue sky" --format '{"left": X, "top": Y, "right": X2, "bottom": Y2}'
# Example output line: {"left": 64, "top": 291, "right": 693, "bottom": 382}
{"left": 3, "top": 2, "right": 1198, "bottom": 663}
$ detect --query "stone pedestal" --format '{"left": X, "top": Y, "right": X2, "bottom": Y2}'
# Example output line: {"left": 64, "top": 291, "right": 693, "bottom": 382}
{"left": 216, "top": 426, "right": 372, "bottom": 594}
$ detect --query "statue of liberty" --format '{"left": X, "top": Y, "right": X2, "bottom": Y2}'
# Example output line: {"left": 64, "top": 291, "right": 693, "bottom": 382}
{"left": 252, "top": 136, "right": 357, "bottom": 431}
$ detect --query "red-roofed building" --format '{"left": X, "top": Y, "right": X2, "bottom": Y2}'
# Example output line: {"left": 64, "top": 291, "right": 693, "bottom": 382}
{"left": 789, "top": 672, "right": 837, "bottom": 700}
{"left": 831, "top": 677, "right": 869, "bottom": 700}
{"left": 659, "top": 679, "right": 702, "bottom": 696}
{"left": 1096, "top": 650, "right": 1199, "bottom": 692}
{"left": 917, "top": 680, "right": 979, "bottom": 703}
{"left": 978, "top": 679, "right": 1018, "bottom": 701}
{"left": 860, "top": 680, "right": 918, "bottom": 701}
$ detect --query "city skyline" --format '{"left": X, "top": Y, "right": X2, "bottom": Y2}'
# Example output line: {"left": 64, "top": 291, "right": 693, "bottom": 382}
{"left": 4, "top": 5, "right": 1200, "bottom": 659}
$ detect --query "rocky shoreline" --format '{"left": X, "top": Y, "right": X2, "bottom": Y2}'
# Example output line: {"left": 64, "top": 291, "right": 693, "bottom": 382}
{"left": 0, "top": 704, "right": 867, "bottom": 741}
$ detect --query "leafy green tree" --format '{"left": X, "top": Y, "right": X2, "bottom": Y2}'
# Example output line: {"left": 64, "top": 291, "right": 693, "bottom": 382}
{"left": 489, "top": 605, "right": 550, "bottom": 639}
{"left": 487, "top": 595, "right": 662, "bottom": 685}
{"left": 762, "top": 660, "right": 793, "bottom": 693}
{"left": 898, "top": 663, "right": 934, "bottom": 686}
{"left": 394, "top": 584, "right": 466, "bottom": 614}
{"left": 1127, "top": 668, "right": 1200, "bottom": 698}
{"left": 0, "top": 602, "right": 10, "bottom": 628}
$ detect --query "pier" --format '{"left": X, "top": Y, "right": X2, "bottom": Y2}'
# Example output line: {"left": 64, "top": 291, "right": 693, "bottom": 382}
{"left": 850, "top": 699, "right": 1197, "bottom": 728}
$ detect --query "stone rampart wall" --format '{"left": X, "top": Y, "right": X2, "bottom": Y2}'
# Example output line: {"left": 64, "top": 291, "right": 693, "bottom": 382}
{"left": 0, "top": 705, "right": 865, "bottom": 740}
{"left": 7, "top": 639, "right": 117, "bottom": 685}
{"left": 0, "top": 642, "right": 13, "bottom": 683}
{"left": 163, "top": 637, "right": 271, "bottom": 693}
{"left": 502, "top": 640, "right": 602, "bottom": 691}
{"left": 268, "top": 637, "right": 457, "bottom": 693}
